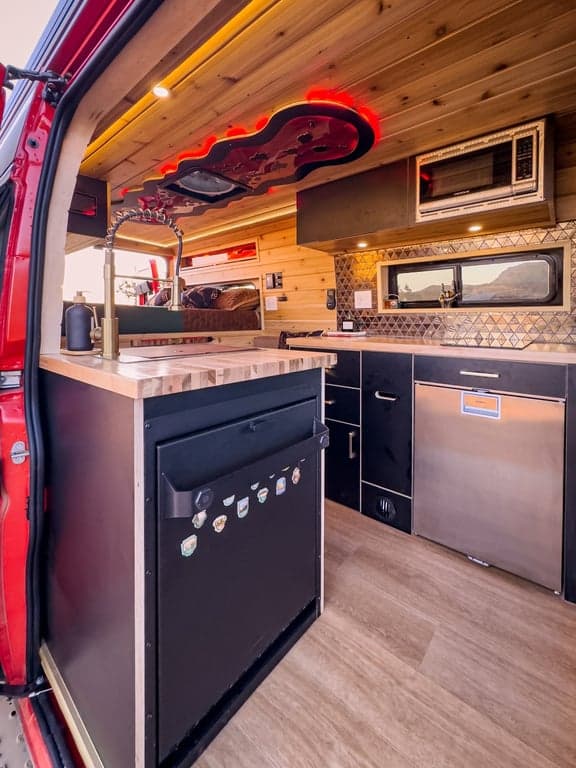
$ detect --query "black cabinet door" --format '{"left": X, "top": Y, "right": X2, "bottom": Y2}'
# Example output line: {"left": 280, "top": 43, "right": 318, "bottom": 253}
{"left": 362, "top": 352, "right": 412, "bottom": 496}
{"left": 325, "top": 419, "right": 360, "bottom": 510}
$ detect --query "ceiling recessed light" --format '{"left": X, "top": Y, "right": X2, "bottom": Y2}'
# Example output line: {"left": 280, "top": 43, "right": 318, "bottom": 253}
{"left": 152, "top": 84, "right": 171, "bottom": 98}
{"left": 468, "top": 224, "right": 482, "bottom": 233}
{"left": 357, "top": 240, "right": 368, "bottom": 248}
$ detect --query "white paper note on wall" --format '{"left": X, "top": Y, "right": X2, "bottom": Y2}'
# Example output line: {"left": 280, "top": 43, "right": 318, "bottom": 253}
{"left": 265, "top": 296, "right": 278, "bottom": 311}
{"left": 354, "top": 290, "right": 373, "bottom": 309}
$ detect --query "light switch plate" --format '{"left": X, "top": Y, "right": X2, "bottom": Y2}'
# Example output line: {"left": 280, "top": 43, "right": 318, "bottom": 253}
{"left": 354, "top": 290, "right": 373, "bottom": 309}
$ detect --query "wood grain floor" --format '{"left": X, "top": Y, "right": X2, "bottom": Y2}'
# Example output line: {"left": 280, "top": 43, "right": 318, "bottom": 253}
{"left": 195, "top": 501, "right": 576, "bottom": 768}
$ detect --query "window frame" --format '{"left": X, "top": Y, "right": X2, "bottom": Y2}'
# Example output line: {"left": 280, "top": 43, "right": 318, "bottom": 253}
{"left": 386, "top": 246, "right": 564, "bottom": 310}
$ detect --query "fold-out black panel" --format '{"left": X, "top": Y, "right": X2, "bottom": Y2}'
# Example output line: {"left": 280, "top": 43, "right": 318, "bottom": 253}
{"left": 156, "top": 399, "right": 322, "bottom": 763}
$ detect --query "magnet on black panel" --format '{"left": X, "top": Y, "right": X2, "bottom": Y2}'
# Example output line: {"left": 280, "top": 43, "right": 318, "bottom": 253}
{"left": 180, "top": 535, "right": 198, "bottom": 557}
{"left": 194, "top": 488, "right": 214, "bottom": 511}
{"left": 213, "top": 515, "right": 228, "bottom": 533}
{"left": 192, "top": 510, "right": 207, "bottom": 529}
{"left": 237, "top": 497, "right": 250, "bottom": 518}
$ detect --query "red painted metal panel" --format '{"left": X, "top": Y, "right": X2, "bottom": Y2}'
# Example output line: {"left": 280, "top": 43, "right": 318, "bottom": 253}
{"left": 0, "top": 64, "right": 5, "bottom": 126}
{"left": 0, "top": 2, "right": 140, "bottom": 757}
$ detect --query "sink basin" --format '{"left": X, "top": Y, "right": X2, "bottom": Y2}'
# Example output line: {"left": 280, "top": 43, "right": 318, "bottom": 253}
{"left": 118, "top": 343, "right": 252, "bottom": 363}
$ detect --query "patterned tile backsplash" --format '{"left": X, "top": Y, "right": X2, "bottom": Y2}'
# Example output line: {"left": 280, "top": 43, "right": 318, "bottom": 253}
{"left": 335, "top": 220, "right": 576, "bottom": 347}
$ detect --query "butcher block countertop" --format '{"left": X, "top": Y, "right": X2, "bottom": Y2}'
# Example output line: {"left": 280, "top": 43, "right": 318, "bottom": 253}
{"left": 39, "top": 345, "right": 336, "bottom": 400}
{"left": 288, "top": 335, "right": 576, "bottom": 365}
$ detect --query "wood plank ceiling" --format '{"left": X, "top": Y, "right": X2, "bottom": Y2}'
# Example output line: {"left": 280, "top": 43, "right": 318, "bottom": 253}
{"left": 80, "top": 0, "right": 576, "bottom": 250}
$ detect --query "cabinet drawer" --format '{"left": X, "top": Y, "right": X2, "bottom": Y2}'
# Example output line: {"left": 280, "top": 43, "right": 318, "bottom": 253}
{"left": 362, "top": 352, "right": 413, "bottom": 496}
{"left": 296, "top": 347, "right": 360, "bottom": 388}
{"left": 325, "top": 420, "right": 360, "bottom": 510}
{"left": 362, "top": 482, "right": 411, "bottom": 534}
{"left": 325, "top": 384, "right": 360, "bottom": 425}
{"left": 414, "top": 355, "right": 566, "bottom": 398}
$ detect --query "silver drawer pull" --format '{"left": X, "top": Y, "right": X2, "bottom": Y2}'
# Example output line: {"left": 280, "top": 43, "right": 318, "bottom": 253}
{"left": 375, "top": 391, "right": 398, "bottom": 402}
{"left": 348, "top": 430, "right": 358, "bottom": 460}
{"left": 459, "top": 370, "right": 500, "bottom": 379}
{"left": 325, "top": 399, "right": 336, "bottom": 406}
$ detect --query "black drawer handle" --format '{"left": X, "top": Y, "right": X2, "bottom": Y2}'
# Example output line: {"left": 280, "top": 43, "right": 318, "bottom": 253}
{"left": 459, "top": 370, "right": 500, "bottom": 379}
{"left": 375, "top": 391, "right": 398, "bottom": 402}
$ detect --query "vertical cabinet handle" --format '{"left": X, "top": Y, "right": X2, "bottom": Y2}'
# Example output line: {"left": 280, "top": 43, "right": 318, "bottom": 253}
{"left": 348, "top": 430, "right": 358, "bottom": 460}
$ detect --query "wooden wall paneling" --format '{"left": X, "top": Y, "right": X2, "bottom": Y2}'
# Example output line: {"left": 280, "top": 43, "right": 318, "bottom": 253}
{"left": 77, "top": 0, "right": 576, "bottom": 252}
{"left": 92, "top": 0, "right": 262, "bottom": 139}
{"left": 359, "top": 9, "right": 576, "bottom": 121}
{"left": 84, "top": 0, "right": 363, "bottom": 181}
{"left": 100, "top": 0, "right": 515, "bottom": 195}
{"left": 83, "top": 0, "right": 285, "bottom": 174}
{"left": 179, "top": 216, "right": 336, "bottom": 336}
{"left": 370, "top": 47, "right": 576, "bottom": 140}
{"left": 93, "top": 0, "right": 541, "bottom": 198}
{"left": 555, "top": 113, "right": 576, "bottom": 221}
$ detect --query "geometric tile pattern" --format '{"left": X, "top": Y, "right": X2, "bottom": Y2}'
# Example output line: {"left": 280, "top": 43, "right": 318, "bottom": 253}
{"left": 335, "top": 220, "right": 576, "bottom": 347}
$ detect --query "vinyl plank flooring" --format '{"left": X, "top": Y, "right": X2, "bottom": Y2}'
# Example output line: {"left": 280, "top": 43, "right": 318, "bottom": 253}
{"left": 194, "top": 502, "right": 576, "bottom": 768}
{"left": 420, "top": 627, "right": 576, "bottom": 768}
{"left": 288, "top": 607, "right": 557, "bottom": 768}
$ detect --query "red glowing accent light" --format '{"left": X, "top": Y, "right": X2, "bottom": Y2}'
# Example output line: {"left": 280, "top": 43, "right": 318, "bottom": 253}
{"left": 420, "top": 171, "right": 431, "bottom": 181}
{"left": 225, "top": 127, "right": 249, "bottom": 137}
{"left": 305, "top": 88, "right": 380, "bottom": 142}
{"left": 158, "top": 135, "right": 218, "bottom": 176}
{"left": 151, "top": 95, "right": 379, "bottom": 182}
{"left": 121, "top": 100, "right": 377, "bottom": 214}
{"left": 254, "top": 116, "right": 269, "bottom": 131}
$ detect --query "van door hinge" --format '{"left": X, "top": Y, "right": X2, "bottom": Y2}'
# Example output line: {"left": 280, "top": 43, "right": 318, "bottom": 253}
{"left": 0, "top": 370, "right": 22, "bottom": 389}
{"left": 10, "top": 441, "right": 30, "bottom": 465}
{"left": 2, "top": 65, "right": 69, "bottom": 107}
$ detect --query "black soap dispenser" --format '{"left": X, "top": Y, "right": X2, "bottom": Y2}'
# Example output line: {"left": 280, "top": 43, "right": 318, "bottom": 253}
{"left": 65, "top": 291, "right": 94, "bottom": 351}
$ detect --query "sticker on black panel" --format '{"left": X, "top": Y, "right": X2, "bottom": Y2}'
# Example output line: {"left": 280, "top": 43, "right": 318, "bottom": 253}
{"left": 180, "top": 535, "right": 198, "bottom": 558}
{"left": 237, "top": 497, "right": 250, "bottom": 519}
{"left": 192, "top": 511, "right": 207, "bottom": 529}
{"left": 213, "top": 515, "right": 228, "bottom": 533}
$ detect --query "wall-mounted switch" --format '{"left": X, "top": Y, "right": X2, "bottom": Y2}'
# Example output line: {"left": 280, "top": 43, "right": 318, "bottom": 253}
{"left": 265, "top": 272, "right": 284, "bottom": 289}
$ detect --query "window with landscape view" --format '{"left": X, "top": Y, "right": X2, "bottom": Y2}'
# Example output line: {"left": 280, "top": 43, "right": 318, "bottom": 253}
{"left": 384, "top": 246, "right": 565, "bottom": 310}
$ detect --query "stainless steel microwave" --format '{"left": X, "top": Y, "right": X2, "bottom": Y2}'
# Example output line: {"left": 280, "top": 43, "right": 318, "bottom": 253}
{"left": 415, "top": 119, "right": 551, "bottom": 221}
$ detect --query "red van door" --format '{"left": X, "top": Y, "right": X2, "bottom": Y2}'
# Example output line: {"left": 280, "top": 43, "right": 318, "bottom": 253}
{"left": 0, "top": 4, "right": 156, "bottom": 764}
